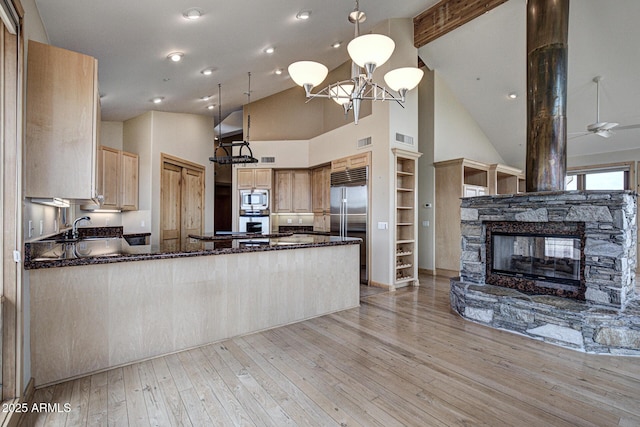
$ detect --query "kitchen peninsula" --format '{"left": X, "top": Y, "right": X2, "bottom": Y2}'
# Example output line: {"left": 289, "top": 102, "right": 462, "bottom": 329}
{"left": 26, "top": 232, "right": 360, "bottom": 386}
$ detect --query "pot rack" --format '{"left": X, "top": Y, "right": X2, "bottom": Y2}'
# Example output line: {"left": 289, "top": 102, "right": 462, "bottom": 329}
{"left": 209, "top": 73, "right": 258, "bottom": 165}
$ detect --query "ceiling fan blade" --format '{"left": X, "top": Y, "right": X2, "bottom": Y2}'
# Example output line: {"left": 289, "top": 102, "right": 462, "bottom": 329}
{"left": 600, "top": 122, "right": 619, "bottom": 130}
{"left": 616, "top": 123, "right": 640, "bottom": 131}
{"left": 568, "top": 132, "right": 590, "bottom": 140}
{"left": 596, "top": 129, "right": 613, "bottom": 138}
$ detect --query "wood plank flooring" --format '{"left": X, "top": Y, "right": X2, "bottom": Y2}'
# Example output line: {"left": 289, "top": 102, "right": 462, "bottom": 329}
{"left": 19, "top": 273, "right": 640, "bottom": 426}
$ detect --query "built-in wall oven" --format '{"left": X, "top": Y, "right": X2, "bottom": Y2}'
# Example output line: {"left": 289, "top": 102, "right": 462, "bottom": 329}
{"left": 239, "top": 189, "right": 270, "bottom": 234}
{"left": 239, "top": 215, "right": 270, "bottom": 234}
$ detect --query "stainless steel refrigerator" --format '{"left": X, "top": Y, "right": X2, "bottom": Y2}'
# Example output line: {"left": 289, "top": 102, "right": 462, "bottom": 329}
{"left": 330, "top": 167, "right": 368, "bottom": 283}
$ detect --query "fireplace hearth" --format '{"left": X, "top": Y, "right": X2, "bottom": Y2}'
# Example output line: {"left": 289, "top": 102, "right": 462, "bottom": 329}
{"left": 450, "top": 190, "right": 640, "bottom": 355}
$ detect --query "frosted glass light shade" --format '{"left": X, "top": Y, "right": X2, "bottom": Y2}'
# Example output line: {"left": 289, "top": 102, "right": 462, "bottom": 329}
{"left": 384, "top": 67, "right": 424, "bottom": 92}
{"left": 288, "top": 61, "right": 328, "bottom": 87}
{"left": 347, "top": 34, "right": 395, "bottom": 68}
{"left": 330, "top": 84, "right": 354, "bottom": 105}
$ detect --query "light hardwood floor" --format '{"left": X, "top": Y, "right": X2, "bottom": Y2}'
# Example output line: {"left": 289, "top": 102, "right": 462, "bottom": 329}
{"left": 20, "top": 274, "right": 640, "bottom": 426}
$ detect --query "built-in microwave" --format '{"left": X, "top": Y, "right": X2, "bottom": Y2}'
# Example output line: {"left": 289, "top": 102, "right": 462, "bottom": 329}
{"left": 240, "top": 189, "right": 269, "bottom": 211}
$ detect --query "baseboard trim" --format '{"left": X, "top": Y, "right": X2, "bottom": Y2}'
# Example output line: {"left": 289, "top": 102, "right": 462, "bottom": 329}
{"left": 418, "top": 268, "right": 436, "bottom": 276}
{"left": 435, "top": 268, "right": 460, "bottom": 278}
{"left": 2, "top": 378, "right": 35, "bottom": 427}
{"left": 369, "top": 280, "right": 393, "bottom": 291}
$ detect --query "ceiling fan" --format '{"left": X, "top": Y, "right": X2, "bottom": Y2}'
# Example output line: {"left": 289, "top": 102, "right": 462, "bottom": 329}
{"left": 570, "top": 76, "right": 640, "bottom": 139}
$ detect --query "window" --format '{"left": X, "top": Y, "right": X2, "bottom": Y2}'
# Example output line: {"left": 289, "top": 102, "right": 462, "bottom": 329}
{"left": 566, "top": 162, "right": 634, "bottom": 191}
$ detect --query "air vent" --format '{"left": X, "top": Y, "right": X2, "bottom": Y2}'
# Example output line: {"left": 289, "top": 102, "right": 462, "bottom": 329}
{"left": 261, "top": 156, "right": 275, "bottom": 163}
{"left": 395, "top": 132, "right": 414, "bottom": 146}
{"left": 357, "top": 137, "right": 372, "bottom": 148}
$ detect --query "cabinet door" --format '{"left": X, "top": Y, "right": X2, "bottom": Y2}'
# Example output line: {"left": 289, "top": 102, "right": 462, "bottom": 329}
{"left": 98, "top": 147, "right": 120, "bottom": 209}
{"left": 348, "top": 153, "right": 370, "bottom": 169}
{"left": 312, "top": 168, "right": 325, "bottom": 213}
{"left": 25, "top": 40, "right": 98, "bottom": 199}
{"left": 254, "top": 169, "right": 272, "bottom": 189}
{"left": 120, "top": 151, "right": 139, "bottom": 210}
{"left": 274, "top": 171, "right": 292, "bottom": 212}
{"left": 237, "top": 169, "right": 255, "bottom": 189}
{"left": 292, "top": 170, "right": 312, "bottom": 212}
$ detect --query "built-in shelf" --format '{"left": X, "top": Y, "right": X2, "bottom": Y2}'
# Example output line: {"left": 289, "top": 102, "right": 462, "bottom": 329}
{"left": 393, "top": 148, "right": 422, "bottom": 288}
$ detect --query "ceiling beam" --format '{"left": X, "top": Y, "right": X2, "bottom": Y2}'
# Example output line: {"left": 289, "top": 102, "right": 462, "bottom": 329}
{"left": 414, "top": 0, "right": 509, "bottom": 48}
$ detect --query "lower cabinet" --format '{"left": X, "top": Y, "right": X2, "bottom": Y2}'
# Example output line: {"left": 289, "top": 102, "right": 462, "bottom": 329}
{"left": 313, "top": 213, "right": 330, "bottom": 232}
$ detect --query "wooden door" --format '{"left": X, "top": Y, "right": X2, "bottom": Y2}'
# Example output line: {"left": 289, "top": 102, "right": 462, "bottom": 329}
{"left": 161, "top": 162, "right": 182, "bottom": 252}
{"left": 160, "top": 155, "right": 205, "bottom": 252}
{"left": 181, "top": 167, "right": 204, "bottom": 251}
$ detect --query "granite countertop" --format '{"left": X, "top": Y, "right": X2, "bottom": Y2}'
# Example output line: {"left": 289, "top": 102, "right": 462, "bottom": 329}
{"left": 24, "top": 233, "right": 360, "bottom": 270}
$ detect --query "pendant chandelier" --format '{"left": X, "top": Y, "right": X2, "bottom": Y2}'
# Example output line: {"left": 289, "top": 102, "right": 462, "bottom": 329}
{"left": 209, "top": 73, "right": 258, "bottom": 165}
{"left": 288, "top": 0, "right": 424, "bottom": 124}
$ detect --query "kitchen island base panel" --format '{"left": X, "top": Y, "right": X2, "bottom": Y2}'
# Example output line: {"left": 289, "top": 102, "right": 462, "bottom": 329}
{"left": 30, "top": 244, "right": 359, "bottom": 386}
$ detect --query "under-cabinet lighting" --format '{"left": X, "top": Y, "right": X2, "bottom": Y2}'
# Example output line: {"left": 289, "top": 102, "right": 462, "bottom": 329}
{"left": 31, "top": 198, "right": 70, "bottom": 208}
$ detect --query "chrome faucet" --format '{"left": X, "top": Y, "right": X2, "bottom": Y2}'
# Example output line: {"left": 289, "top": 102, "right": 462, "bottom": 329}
{"left": 72, "top": 216, "right": 91, "bottom": 239}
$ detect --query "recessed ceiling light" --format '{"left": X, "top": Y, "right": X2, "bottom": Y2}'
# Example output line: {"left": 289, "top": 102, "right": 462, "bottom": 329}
{"left": 201, "top": 68, "right": 214, "bottom": 76}
{"left": 296, "top": 10, "right": 311, "bottom": 20}
{"left": 201, "top": 95, "right": 212, "bottom": 101}
{"left": 151, "top": 97, "right": 164, "bottom": 104}
{"left": 275, "top": 68, "right": 283, "bottom": 75}
{"left": 207, "top": 105, "right": 215, "bottom": 110}
{"left": 264, "top": 47, "right": 275, "bottom": 54}
{"left": 332, "top": 41, "right": 342, "bottom": 49}
{"left": 182, "top": 8, "right": 203, "bottom": 20}
{"left": 167, "top": 52, "right": 184, "bottom": 62}
{"left": 508, "top": 92, "right": 518, "bottom": 99}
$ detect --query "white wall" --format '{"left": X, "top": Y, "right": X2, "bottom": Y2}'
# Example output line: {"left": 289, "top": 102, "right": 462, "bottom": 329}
{"left": 149, "top": 111, "right": 215, "bottom": 250}
{"left": 100, "top": 121, "right": 123, "bottom": 150}
{"left": 418, "top": 68, "right": 436, "bottom": 273}
{"left": 434, "top": 72, "right": 505, "bottom": 164}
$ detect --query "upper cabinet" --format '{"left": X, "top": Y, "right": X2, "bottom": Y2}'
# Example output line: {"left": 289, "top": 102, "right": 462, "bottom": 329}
{"left": 25, "top": 40, "right": 99, "bottom": 200}
{"left": 331, "top": 152, "right": 370, "bottom": 173}
{"left": 97, "top": 146, "right": 139, "bottom": 211}
{"left": 237, "top": 168, "right": 272, "bottom": 189}
{"left": 274, "top": 170, "right": 312, "bottom": 213}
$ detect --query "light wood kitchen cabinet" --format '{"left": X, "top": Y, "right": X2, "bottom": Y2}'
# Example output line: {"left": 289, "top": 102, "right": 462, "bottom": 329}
{"left": 331, "top": 152, "right": 371, "bottom": 173}
{"left": 488, "top": 163, "right": 524, "bottom": 194}
{"left": 274, "top": 170, "right": 312, "bottom": 213}
{"left": 312, "top": 165, "right": 331, "bottom": 231}
{"left": 97, "top": 146, "right": 139, "bottom": 210}
{"left": 312, "top": 165, "right": 331, "bottom": 213}
{"left": 25, "top": 40, "right": 99, "bottom": 200}
{"left": 120, "top": 151, "right": 139, "bottom": 210}
{"left": 237, "top": 168, "right": 272, "bottom": 189}
{"left": 434, "top": 158, "right": 490, "bottom": 276}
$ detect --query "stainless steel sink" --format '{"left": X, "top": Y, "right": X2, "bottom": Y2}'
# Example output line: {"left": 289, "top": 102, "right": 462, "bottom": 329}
{"left": 29, "top": 236, "right": 124, "bottom": 260}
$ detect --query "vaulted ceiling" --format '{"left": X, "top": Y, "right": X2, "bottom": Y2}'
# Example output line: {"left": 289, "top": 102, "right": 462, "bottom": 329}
{"left": 34, "top": 0, "right": 640, "bottom": 167}
{"left": 419, "top": 0, "right": 640, "bottom": 167}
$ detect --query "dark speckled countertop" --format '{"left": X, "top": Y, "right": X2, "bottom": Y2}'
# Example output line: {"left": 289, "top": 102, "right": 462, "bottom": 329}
{"left": 24, "top": 233, "right": 360, "bottom": 270}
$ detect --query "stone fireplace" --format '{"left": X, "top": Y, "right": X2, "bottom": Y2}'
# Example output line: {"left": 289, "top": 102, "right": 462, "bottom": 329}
{"left": 486, "top": 220, "right": 586, "bottom": 300}
{"left": 450, "top": 190, "right": 640, "bottom": 354}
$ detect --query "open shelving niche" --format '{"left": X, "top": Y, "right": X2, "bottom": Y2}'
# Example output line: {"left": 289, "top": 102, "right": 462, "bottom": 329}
{"left": 393, "top": 148, "right": 422, "bottom": 288}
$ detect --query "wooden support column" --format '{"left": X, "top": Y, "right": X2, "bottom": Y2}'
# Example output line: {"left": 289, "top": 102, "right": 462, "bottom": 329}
{"left": 526, "top": 0, "right": 569, "bottom": 192}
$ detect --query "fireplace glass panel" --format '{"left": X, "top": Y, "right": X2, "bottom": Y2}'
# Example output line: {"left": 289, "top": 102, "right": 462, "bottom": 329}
{"left": 492, "top": 234, "right": 580, "bottom": 283}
